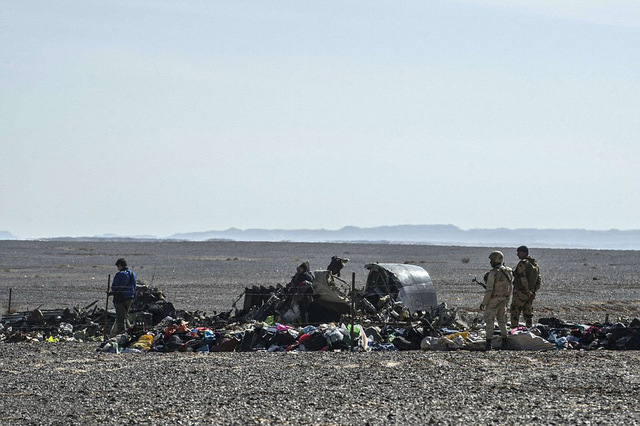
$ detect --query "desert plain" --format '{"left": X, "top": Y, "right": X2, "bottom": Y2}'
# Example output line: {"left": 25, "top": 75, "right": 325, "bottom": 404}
{"left": 0, "top": 240, "right": 639, "bottom": 425}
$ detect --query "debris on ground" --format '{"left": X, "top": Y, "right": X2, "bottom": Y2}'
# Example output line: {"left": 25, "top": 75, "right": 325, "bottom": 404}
{"left": 1, "top": 259, "right": 638, "bottom": 352}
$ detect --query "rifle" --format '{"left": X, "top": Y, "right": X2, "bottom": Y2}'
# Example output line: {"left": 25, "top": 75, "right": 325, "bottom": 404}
{"left": 472, "top": 277, "right": 487, "bottom": 289}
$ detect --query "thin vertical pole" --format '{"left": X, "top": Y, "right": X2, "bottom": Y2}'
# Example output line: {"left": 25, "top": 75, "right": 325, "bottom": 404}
{"left": 8, "top": 288, "right": 12, "bottom": 314}
{"left": 103, "top": 274, "right": 110, "bottom": 339}
{"left": 350, "top": 272, "right": 356, "bottom": 351}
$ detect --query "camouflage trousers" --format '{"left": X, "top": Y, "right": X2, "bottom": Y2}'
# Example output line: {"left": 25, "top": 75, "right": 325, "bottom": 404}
{"left": 510, "top": 290, "right": 534, "bottom": 327}
{"left": 484, "top": 297, "right": 509, "bottom": 339}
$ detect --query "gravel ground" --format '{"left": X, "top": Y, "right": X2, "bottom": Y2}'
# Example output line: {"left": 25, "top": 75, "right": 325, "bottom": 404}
{"left": 1, "top": 241, "right": 639, "bottom": 425}
{"left": 0, "top": 343, "right": 639, "bottom": 425}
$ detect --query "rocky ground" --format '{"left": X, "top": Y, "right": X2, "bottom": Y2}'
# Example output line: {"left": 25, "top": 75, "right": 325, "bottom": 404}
{"left": 1, "top": 240, "right": 639, "bottom": 424}
{"left": 0, "top": 343, "right": 638, "bottom": 425}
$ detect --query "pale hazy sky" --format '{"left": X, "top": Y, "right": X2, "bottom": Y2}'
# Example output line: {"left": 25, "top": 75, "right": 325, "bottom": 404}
{"left": 1, "top": 1, "right": 639, "bottom": 239}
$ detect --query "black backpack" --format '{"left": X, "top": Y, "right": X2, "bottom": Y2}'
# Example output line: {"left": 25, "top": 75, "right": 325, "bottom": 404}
{"left": 305, "top": 331, "right": 328, "bottom": 351}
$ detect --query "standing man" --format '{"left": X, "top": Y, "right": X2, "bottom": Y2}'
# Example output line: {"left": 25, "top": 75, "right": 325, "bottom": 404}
{"left": 288, "top": 261, "right": 314, "bottom": 324}
{"left": 109, "top": 258, "right": 137, "bottom": 337}
{"left": 480, "top": 251, "right": 513, "bottom": 350}
{"left": 510, "top": 245, "right": 541, "bottom": 328}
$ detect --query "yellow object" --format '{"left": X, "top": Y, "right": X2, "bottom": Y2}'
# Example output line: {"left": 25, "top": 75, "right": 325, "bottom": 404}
{"left": 130, "top": 334, "right": 154, "bottom": 350}
{"left": 138, "top": 334, "right": 154, "bottom": 342}
{"left": 444, "top": 332, "right": 469, "bottom": 340}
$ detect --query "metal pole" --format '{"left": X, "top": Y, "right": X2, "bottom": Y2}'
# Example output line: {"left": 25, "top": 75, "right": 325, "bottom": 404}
{"left": 350, "top": 272, "right": 356, "bottom": 351}
{"left": 103, "top": 274, "right": 110, "bottom": 339}
{"left": 8, "top": 288, "right": 12, "bottom": 314}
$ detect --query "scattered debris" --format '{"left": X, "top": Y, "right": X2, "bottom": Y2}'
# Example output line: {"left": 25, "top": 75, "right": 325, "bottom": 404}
{"left": 2, "top": 259, "right": 638, "bottom": 352}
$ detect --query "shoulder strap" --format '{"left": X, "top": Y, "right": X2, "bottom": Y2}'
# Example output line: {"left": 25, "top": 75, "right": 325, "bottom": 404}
{"left": 499, "top": 267, "right": 513, "bottom": 283}
{"left": 126, "top": 269, "right": 135, "bottom": 287}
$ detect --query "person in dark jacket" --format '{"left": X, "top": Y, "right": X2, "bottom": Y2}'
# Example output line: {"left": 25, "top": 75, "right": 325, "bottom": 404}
{"left": 109, "top": 258, "right": 137, "bottom": 337}
{"left": 327, "top": 256, "right": 349, "bottom": 277}
{"left": 289, "top": 261, "right": 314, "bottom": 323}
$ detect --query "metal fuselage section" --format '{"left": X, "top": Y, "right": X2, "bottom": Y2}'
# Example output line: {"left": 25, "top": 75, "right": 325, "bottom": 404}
{"left": 364, "top": 263, "right": 438, "bottom": 313}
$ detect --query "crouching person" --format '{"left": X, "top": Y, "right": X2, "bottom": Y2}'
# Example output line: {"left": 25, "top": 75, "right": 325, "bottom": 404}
{"left": 479, "top": 251, "right": 513, "bottom": 350}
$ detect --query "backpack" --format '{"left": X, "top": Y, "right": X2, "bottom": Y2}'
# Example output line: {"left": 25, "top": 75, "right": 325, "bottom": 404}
{"left": 304, "top": 331, "right": 328, "bottom": 351}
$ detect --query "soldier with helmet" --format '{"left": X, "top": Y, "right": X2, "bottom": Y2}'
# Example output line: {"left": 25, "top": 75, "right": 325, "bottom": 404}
{"left": 480, "top": 250, "right": 513, "bottom": 350}
{"left": 510, "top": 245, "right": 541, "bottom": 328}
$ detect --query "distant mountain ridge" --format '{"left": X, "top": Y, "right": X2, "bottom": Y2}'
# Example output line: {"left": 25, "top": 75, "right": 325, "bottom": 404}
{"left": 0, "top": 230, "right": 17, "bottom": 240}
{"left": 169, "top": 225, "right": 640, "bottom": 250}
{"left": 2, "top": 225, "right": 638, "bottom": 249}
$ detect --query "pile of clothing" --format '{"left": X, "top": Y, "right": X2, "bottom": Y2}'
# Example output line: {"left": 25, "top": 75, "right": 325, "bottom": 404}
{"left": 2, "top": 285, "right": 638, "bottom": 352}
{"left": 534, "top": 317, "right": 640, "bottom": 350}
{"left": 99, "top": 319, "right": 371, "bottom": 354}
{"left": 418, "top": 317, "right": 640, "bottom": 351}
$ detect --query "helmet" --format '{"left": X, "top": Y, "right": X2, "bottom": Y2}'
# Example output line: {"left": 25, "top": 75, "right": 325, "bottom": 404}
{"left": 488, "top": 251, "right": 504, "bottom": 264}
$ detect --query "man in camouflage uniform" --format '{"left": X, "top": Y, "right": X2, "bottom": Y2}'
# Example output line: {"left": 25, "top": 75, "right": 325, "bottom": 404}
{"left": 480, "top": 251, "right": 513, "bottom": 350}
{"left": 510, "top": 245, "right": 541, "bottom": 328}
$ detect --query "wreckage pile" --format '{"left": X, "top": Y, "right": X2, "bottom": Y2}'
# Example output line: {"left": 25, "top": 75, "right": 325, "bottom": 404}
{"left": 1, "top": 281, "right": 639, "bottom": 352}
{"left": 0, "top": 284, "right": 177, "bottom": 344}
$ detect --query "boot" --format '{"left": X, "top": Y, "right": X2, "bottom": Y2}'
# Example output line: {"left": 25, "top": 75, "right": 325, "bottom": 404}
{"left": 501, "top": 337, "right": 509, "bottom": 350}
{"left": 484, "top": 339, "right": 492, "bottom": 351}
{"left": 525, "top": 319, "right": 533, "bottom": 328}
{"left": 510, "top": 317, "right": 519, "bottom": 329}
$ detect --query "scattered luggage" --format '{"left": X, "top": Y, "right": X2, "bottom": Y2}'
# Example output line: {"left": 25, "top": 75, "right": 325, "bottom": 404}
{"left": 2, "top": 260, "right": 638, "bottom": 353}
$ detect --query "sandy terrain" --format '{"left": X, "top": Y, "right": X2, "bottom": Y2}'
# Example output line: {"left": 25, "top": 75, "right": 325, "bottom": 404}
{"left": 1, "top": 240, "right": 639, "bottom": 322}
{"left": 1, "top": 241, "right": 639, "bottom": 425}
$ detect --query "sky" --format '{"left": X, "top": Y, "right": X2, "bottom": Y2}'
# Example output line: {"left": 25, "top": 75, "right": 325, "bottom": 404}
{"left": 1, "top": 1, "right": 639, "bottom": 239}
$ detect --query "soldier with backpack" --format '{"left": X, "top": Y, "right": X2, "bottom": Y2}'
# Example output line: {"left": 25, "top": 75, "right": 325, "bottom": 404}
{"left": 510, "top": 245, "right": 541, "bottom": 328}
{"left": 480, "top": 251, "right": 513, "bottom": 350}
